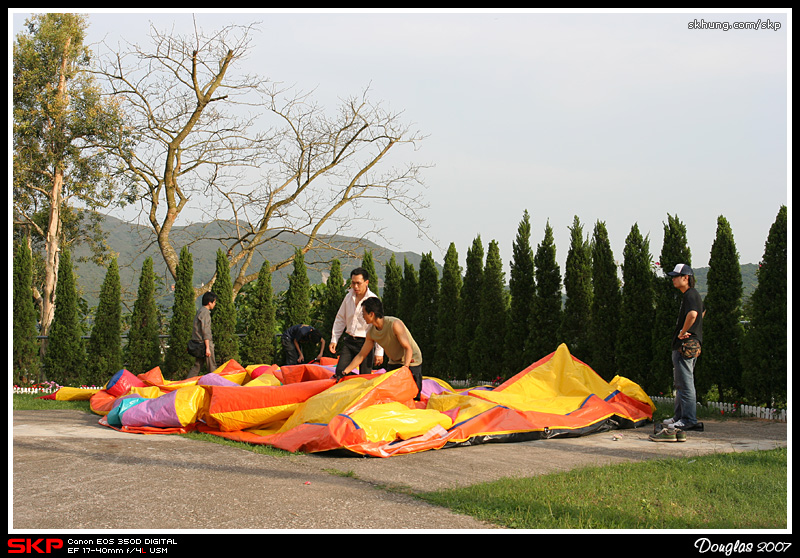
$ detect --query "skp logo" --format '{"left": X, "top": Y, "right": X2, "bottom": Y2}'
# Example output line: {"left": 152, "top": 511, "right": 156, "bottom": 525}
{"left": 8, "top": 539, "right": 64, "bottom": 554}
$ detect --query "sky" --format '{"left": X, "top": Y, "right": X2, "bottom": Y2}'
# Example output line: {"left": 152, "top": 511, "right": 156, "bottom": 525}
{"left": 11, "top": 9, "right": 790, "bottom": 274}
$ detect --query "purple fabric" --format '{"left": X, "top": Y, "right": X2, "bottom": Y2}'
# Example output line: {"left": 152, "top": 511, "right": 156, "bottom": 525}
{"left": 121, "top": 390, "right": 181, "bottom": 428}
{"left": 197, "top": 373, "right": 239, "bottom": 387}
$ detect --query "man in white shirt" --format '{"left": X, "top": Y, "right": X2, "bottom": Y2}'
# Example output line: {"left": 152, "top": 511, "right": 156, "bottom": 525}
{"left": 330, "top": 267, "right": 384, "bottom": 376}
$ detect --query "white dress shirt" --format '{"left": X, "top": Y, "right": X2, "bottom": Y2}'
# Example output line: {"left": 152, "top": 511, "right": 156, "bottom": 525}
{"left": 331, "top": 288, "right": 384, "bottom": 357}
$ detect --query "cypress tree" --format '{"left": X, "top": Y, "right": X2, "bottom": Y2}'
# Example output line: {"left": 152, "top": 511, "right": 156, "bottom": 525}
{"left": 241, "top": 259, "right": 277, "bottom": 365}
{"left": 742, "top": 205, "right": 787, "bottom": 407}
{"left": 615, "top": 224, "right": 655, "bottom": 390}
{"left": 399, "top": 257, "right": 419, "bottom": 325}
{"left": 436, "top": 243, "right": 462, "bottom": 378}
{"left": 125, "top": 257, "right": 161, "bottom": 375}
{"left": 42, "top": 249, "right": 85, "bottom": 385}
{"left": 471, "top": 240, "right": 508, "bottom": 382}
{"left": 589, "top": 221, "right": 621, "bottom": 380}
{"left": 320, "top": 259, "right": 347, "bottom": 358}
{"left": 163, "top": 246, "right": 195, "bottom": 379}
{"left": 382, "top": 254, "right": 403, "bottom": 317}
{"left": 211, "top": 248, "right": 239, "bottom": 364}
{"left": 561, "top": 216, "right": 593, "bottom": 361}
{"left": 415, "top": 252, "right": 439, "bottom": 368}
{"left": 456, "top": 236, "right": 484, "bottom": 380}
{"left": 528, "top": 221, "right": 562, "bottom": 362}
{"left": 42, "top": 249, "right": 84, "bottom": 384}
{"left": 285, "top": 248, "right": 311, "bottom": 328}
{"left": 85, "top": 258, "right": 123, "bottom": 385}
{"left": 651, "top": 214, "right": 692, "bottom": 394}
{"left": 506, "top": 210, "right": 536, "bottom": 373}
{"left": 361, "top": 250, "right": 379, "bottom": 297}
{"left": 703, "top": 216, "right": 744, "bottom": 401}
{"left": 13, "top": 241, "right": 41, "bottom": 384}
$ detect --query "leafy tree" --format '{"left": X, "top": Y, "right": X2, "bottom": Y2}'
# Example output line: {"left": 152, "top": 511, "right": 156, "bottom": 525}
{"left": 382, "top": 254, "right": 403, "bottom": 317}
{"left": 211, "top": 249, "right": 239, "bottom": 364}
{"left": 702, "top": 216, "right": 744, "bottom": 401}
{"left": 527, "top": 221, "right": 562, "bottom": 362}
{"left": 589, "top": 221, "right": 621, "bottom": 380}
{"left": 399, "top": 257, "right": 419, "bottom": 325}
{"left": 241, "top": 260, "right": 277, "bottom": 365}
{"left": 561, "top": 216, "right": 593, "bottom": 361}
{"left": 414, "top": 252, "right": 440, "bottom": 367}
{"left": 163, "top": 247, "right": 195, "bottom": 378}
{"left": 651, "top": 214, "right": 692, "bottom": 394}
{"left": 506, "top": 210, "right": 536, "bottom": 373}
{"left": 742, "top": 206, "right": 787, "bottom": 407}
{"left": 320, "top": 259, "right": 347, "bottom": 358}
{"left": 125, "top": 257, "right": 161, "bottom": 375}
{"left": 455, "top": 236, "right": 484, "bottom": 380}
{"left": 85, "top": 258, "right": 123, "bottom": 385}
{"left": 472, "top": 240, "right": 508, "bottom": 381}
{"left": 42, "top": 249, "right": 85, "bottom": 384}
{"left": 285, "top": 248, "right": 311, "bottom": 327}
{"left": 436, "top": 243, "right": 462, "bottom": 378}
{"left": 13, "top": 241, "right": 41, "bottom": 384}
{"left": 361, "top": 250, "right": 379, "bottom": 297}
{"left": 13, "top": 13, "right": 127, "bottom": 339}
{"left": 615, "top": 224, "right": 655, "bottom": 390}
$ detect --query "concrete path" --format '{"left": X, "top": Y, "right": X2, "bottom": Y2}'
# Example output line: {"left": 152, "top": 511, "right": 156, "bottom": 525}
{"left": 11, "top": 410, "right": 787, "bottom": 531}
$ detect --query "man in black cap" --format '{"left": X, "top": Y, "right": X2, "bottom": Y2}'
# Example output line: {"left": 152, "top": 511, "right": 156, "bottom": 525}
{"left": 660, "top": 263, "right": 704, "bottom": 434}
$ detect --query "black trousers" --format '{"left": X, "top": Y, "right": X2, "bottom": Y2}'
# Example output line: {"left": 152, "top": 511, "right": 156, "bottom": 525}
{"left": 335, "top": 333, "right": 374, "bottom": 376}
{"left": 281, "top": 335, "right": 300, "bottom": 365}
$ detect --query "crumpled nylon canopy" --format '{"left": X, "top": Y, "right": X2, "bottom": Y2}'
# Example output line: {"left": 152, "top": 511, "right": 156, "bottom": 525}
{"left": 40, "top": 344, "right": 654, "bottom": 457}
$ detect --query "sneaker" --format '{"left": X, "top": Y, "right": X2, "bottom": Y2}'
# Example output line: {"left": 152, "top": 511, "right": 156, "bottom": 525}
{"left": 650, "top": 428, "right": 678, "bottom": 442}
{"left": 662, "top": 417, "right": 677, "bottom": 425}
{"left": 675, "top": 429, "right": 687, "bottom": 442}
{"left": 673, "top": 420, "right": 704, "bottom": 432}
{"left": 683, "top": 422, "right": 704, "bottom": 432}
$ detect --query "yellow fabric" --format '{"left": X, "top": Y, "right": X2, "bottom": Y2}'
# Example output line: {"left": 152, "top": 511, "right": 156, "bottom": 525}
{"left": 476, "top": 344, "right": 615, "bottom": 414}
{"left": 127, "top": 386, "right": 168, "bottom": 399}
{"left": 174, "top": 386, "right": 207, "bottom": 426}
{"left": 244, "top": 374, "right": 282, "bottom": 387}
{"left": 610, "top": 375, "right": 657, "bottom": 412}
{"left": 277, "top": 369, "right": 407, "bottom": 434}
{"left": 211, "top": 402, "right": 302, "bottom": 432}
{"left": 350, "top": 402, "right": 454, "bottom": 442}
{"left": 427, "top": 392, "right": 496, "bottom": 424}
{"left": 50, "top": 387, "right": 100, "bottom": 401}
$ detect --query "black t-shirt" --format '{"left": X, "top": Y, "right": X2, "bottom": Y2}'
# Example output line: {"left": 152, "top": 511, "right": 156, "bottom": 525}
{"left": 672, "top": 287, "right": 704, "bottom": 350}
{"left": 286, "top": 324, "right": 316, "bottom": 342}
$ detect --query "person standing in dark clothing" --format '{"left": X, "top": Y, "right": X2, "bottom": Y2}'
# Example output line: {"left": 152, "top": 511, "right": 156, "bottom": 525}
{"left": 188, "top": 291, "right": 217, "bottom": 377}
{"left": 665, "top": 264, "right": 704, "bottom": 430}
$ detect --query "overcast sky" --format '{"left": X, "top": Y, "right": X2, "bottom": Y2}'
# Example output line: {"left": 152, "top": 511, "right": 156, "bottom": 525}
{"left": 11, "top": 9, "right": 790, "bottom": 273}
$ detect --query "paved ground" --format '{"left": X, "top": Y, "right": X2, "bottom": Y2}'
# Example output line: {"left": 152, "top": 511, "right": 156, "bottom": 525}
{"left": 11, "top": 409, "right": 787, "bottom": 531}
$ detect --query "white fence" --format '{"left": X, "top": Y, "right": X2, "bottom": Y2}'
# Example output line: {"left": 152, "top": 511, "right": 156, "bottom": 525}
{"left": 651, "top": 395, "right": 787, "bottom": 422}
{"left": 12, "top": 385, "right": 102, "bottom": 395}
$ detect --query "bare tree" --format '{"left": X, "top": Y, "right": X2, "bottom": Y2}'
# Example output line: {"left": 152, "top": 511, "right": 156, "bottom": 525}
{"left": 100, "top": 18, "right": 430, "bottom": 298}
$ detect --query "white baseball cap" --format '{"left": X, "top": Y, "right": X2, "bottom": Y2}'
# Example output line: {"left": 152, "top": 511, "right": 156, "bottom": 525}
{"left": 667, "top": 263, "right": 694, "bottom": 276}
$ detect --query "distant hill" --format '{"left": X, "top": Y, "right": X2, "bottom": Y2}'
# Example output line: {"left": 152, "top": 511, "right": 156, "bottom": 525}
{"left": 692, "top": 263, "right": 759, "bottom": 301}
{"left": 71, "top": 212, "right": 432, "bottom": 310}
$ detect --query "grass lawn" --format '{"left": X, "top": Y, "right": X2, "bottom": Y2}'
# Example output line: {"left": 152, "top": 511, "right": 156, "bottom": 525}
{"left": 416, "top": 448, "right": 787, "bottom": 529}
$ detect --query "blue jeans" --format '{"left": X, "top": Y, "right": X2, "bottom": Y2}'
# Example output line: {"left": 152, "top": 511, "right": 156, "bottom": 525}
{"left": 672, "top": 349, "right": 697, "bottom": 425}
